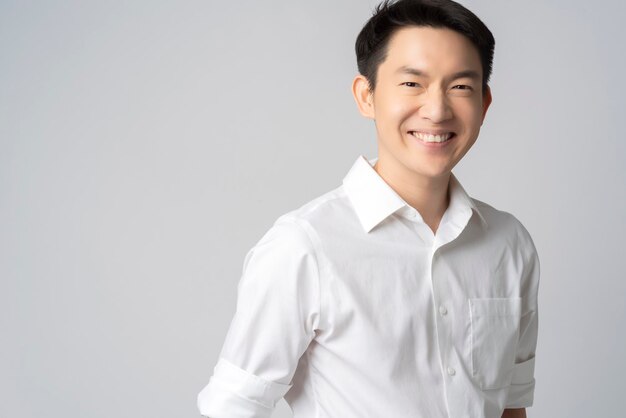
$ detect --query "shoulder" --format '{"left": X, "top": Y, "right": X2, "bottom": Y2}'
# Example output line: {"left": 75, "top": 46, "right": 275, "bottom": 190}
{"left": 243, "top": 185, "right": 348, "bottom": 271}
{"left": 272, "top": 183, "right": 350, "bottom": 234}
{"left": 249, "top": 217, "right": 314, "bottom": 260}
{"left": 250, "top": 187, "right": 337, "bottom": 250}
{"left": 472, "top": 197, "right": 539, "bottom": 258}
{"left": 240, "top": 209, "right": 323, "bottom": 292}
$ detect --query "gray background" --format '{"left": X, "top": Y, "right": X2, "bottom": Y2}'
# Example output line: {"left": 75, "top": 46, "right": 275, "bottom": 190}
{"left": 1, "top": 1, "right": 624, "bottom": 417}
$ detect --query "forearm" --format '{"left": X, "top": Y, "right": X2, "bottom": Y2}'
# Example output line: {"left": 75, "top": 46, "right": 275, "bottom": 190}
{"left": 502, "top": 408, "right": 526, "bottom": 418}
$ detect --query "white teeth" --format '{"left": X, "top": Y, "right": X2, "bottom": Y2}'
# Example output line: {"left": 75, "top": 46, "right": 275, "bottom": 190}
{"left": 410, "top": 132, "right": 452, "bottom": 142}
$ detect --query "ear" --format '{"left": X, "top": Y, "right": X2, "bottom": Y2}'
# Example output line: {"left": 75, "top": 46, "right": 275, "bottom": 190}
{"left": 481, "top": 85, "right": 493, "bottom": 123}
{"left": 351, "top": 74, "right": 375, "bottom": 120}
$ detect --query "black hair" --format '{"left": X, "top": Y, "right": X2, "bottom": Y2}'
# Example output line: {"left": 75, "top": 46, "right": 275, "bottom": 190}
{"left": 355, "top": 0, "right": 495, "bottom": 95}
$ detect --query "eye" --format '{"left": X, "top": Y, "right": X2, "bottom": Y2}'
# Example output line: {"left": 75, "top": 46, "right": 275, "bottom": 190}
{"left": 401, "top": 82, "right": 421, "bottom": 88}
{"left": 453, "top": 85, "right": 472, "bottom": 90}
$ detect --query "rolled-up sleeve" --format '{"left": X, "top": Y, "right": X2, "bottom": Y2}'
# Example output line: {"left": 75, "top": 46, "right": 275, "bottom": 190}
{"left": 197, "top": 217, "right": 321, "bottom": 417}
{"left": 506, "top": 227, "right": 540, "bottom": 409}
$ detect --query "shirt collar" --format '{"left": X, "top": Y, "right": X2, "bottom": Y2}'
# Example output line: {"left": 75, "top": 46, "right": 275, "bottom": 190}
{"left": 342, "top": 155, "right": 488, "bottom": 233}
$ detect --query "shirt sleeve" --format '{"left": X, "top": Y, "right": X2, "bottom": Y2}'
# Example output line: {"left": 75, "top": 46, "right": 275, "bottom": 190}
{"left": 197, "top": 217, "right": 321, "bottom": 418}
{"left": 505, "top": 225, "right": 540, "bottom": 409}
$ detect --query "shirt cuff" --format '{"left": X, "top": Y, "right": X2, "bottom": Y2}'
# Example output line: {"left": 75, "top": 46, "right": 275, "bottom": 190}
{"left": 197, "top": 357, "right": 293, "bottom": 418}
{"left": 505, "top": 356, "right": 536, "bottom": 408}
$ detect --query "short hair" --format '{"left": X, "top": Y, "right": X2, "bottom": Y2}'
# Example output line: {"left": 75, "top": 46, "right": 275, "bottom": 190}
{"left": 355, "top": 0, "right": 495, "bottom": 95}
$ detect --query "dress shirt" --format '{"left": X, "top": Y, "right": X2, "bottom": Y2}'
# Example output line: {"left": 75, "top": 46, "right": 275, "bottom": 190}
{"left": 197, "top": 154, "right": 540, "bottom": 418}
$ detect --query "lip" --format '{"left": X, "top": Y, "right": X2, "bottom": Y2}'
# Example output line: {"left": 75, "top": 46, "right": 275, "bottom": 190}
{"left": 408, "top": 129, "right": 456, "bottom": 136}
{"left": 408, "top": 131, "right": 456, "bottom": 148}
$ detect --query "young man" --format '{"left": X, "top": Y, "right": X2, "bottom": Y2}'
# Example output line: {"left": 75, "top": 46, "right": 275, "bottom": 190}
{"left": 197, "top": 1, "right": 539, "bottom": 417}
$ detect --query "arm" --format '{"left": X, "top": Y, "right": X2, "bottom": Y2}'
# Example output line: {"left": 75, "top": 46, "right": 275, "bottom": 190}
{"left": 502, "top": 407, "right": 527, "bottom": 418}
{"left": 197, "top": 218, "right": 321, "bottom": 418}
{"left": 504, "top": 220, "right": 540, "bottom": 411}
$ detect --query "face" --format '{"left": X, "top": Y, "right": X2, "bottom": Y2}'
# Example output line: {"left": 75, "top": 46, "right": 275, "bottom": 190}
{"left": 352, "top": 26, "right": 492, "bottom": 183}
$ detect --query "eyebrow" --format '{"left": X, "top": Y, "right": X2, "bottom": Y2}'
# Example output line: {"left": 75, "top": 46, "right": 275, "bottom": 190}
{"left": 395, "top": 65, "right": 481, "bottom": 81}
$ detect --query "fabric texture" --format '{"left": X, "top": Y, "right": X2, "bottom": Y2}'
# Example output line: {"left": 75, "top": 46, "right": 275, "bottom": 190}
{"left": 197, "top": 154, "right": 540, "bottom": 418}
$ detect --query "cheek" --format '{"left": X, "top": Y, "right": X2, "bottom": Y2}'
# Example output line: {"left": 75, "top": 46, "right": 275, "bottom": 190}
{"left": 378, "top": 97, "right": 414, "bottom": 126}
{"left": 456, "top": 102, "right": 484, "bottom": 128}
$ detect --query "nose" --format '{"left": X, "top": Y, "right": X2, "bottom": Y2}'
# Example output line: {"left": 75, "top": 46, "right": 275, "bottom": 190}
{"left": 419, "top": 90, "right": 453, "bottom": 123}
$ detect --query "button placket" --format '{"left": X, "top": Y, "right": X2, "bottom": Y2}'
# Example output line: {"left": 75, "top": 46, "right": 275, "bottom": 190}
{"left": 430, "top": 250, "right": 452, "bottom": 386}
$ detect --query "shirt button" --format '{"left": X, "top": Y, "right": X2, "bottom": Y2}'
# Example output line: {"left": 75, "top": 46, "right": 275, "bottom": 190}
{"left": 447, "top": 366, "right": 456, "bottom": 376}
{"left": 439, "top": 306, "right": 448, "bottom": 316}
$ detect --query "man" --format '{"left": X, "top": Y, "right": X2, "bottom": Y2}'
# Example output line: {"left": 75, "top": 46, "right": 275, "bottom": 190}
{"left": 197, "top": 1, "right": 539, "bottom": 417}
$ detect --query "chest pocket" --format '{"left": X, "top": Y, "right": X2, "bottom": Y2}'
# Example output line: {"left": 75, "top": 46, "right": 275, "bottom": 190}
{"left": 468, "top": 297, "right": 521, "bottom": 390}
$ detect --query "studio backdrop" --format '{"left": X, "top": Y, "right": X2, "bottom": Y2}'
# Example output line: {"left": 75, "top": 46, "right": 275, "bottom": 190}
{"left": 1, "top": 1, "right": 624, "bottom": 417}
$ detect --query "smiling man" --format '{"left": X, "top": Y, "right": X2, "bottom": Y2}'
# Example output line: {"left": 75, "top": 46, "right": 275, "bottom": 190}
{"left": 197, "top": 1, "right": 539, "bottom": 417}
{"left": 354, "top": 22, "right": 490, "bottom": 236}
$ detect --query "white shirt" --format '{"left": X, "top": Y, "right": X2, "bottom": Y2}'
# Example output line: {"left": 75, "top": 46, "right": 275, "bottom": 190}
{"left": 197, "top": 155, "right": 540, "bottom": 418}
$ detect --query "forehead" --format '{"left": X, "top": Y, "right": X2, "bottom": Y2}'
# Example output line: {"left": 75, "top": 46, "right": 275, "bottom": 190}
{"left": 382, "top": 26, "right": 482, "bottom": 75}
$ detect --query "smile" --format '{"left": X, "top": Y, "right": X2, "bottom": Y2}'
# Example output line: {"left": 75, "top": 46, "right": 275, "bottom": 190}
{"left": 409, "top": 131, "right": 455, "bottom": 143}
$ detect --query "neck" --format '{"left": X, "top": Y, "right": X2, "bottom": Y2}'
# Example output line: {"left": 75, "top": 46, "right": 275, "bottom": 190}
{"left": 372, "top": 156, "right": 451, "bottom": 232}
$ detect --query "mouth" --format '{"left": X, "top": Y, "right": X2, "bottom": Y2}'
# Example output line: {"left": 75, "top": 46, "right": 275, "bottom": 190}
{"left": 408, "top": 131, "right": 456, "bottom": 143}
